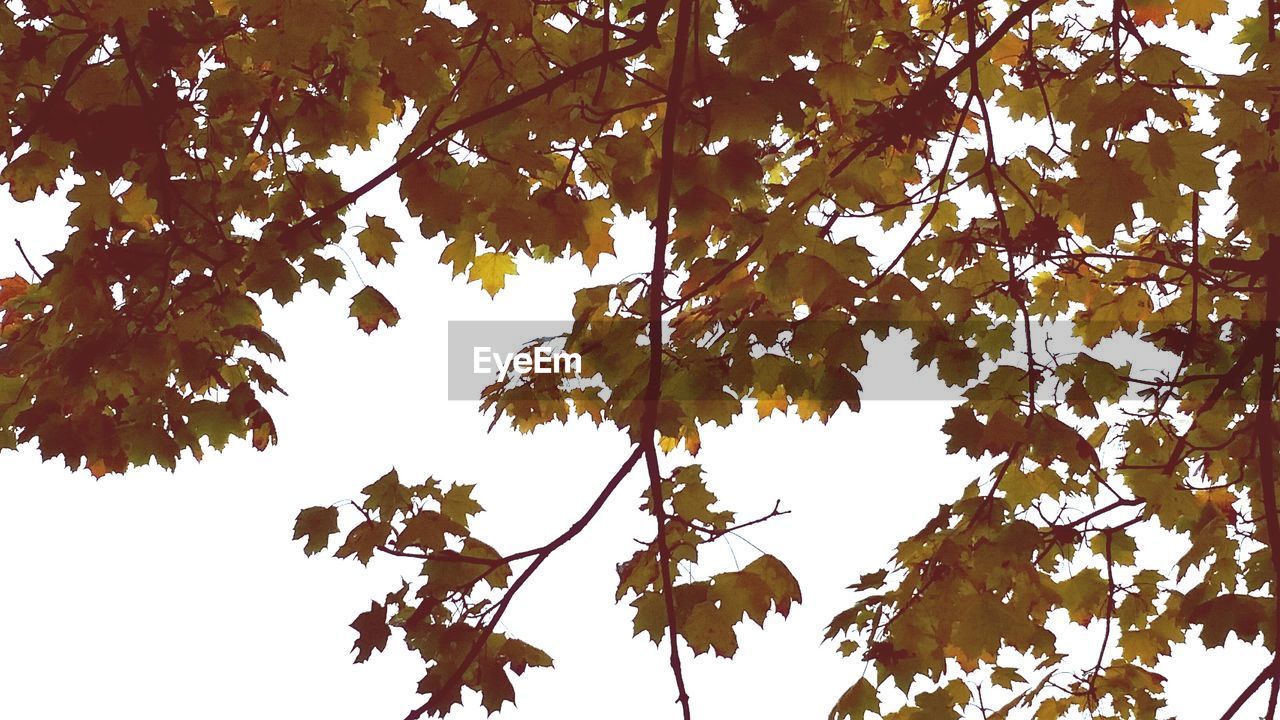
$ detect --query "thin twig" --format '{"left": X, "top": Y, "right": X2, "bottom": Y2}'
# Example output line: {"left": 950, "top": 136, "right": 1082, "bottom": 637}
{"left": 14, "top": 239, "right": 44, "bottom": 280}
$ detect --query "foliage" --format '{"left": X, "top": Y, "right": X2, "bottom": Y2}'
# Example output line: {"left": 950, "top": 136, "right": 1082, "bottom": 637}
{"left": 4, "top": 0, "right": 1280, "bottom": 718}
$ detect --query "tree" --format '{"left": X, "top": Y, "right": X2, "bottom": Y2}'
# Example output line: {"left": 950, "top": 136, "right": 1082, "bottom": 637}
{"left": 1, "top": 0, "right": 1277, "bottom": 717}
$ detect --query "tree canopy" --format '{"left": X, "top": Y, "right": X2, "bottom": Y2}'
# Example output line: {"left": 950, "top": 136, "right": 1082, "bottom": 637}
{"left": 2, "top": 0, "right": 1279, "bottom": 717}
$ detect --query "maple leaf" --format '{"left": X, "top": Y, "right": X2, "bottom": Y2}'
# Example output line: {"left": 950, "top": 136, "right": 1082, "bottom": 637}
{"left": 350, "top": 601, "right": 391, "bottom": 663}
{"left": 742, "top": 554, "right": 802, "bottom": 617}
{"left": 683, "top": 601, "right": 739, "bottom": 657}
{"left": 440, "top": 484, "right": 484, "bottom": 527}
{"left": 0, "top": 150, "right": 60, "bottom": 202}
{"left": 468, "top": 252, "right": 518, "bottom": 296}
{"left": 1129, "top": 0, "right": 1174, "bottom": 26}
{"left": 302, "top": 254, "right": 346, "bottom": 292}
{"left": 357, "top": 216, "right": 400, "bottom": 267}
{"left": 293, "top": 506, "right": 340, "bottom": 556}
{"left": 336, "top": 520, "right": 392, "bottom": 566}
{"left": 0, "top": 276, "right": 31, "bottom": 307}
{"left": 831, "top": 678, "right": 879, "bottom": 719}
{"left": 502, "top": 637, "right": 553, "bottom": 675}
{"left": 396, "top": 510, "right": 465, "bottom": 551}
{"left": 754, "top": 385, "right": 789, "bottom": 419}
{"left": 118, "top": 184, "right": 159, "bottom": 230}
{"left": 349, "top": 287, "right": 400, "bottom": 334}
{"left": 1066, "top": 149, "right": 1148, "bottom": 243}
{"left": 361, "top": 470, "right": 412, "bottom": 522}
{"left": 1173, "top": 0, "right": 1226, "bottom": 28}
{"left": 576, "top": 204, "right": 616, "bottom": 269}
{"left": 1188, "top": 594, "right": 1271, "bottom": 647}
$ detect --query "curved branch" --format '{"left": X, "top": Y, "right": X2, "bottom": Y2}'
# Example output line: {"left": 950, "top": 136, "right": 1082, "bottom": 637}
{"left": 401, "top": 444, "right": 644, "bottom": 720}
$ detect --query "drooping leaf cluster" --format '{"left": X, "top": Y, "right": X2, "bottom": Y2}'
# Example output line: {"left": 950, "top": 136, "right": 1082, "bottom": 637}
{"left": 5, "top": 0, "right": 1280, "bottom": 718}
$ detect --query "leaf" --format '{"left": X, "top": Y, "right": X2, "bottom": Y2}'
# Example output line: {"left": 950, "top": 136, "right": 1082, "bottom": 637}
{"left": 1058, "top": 569, "right": 1110, "bottom": 624}
{"left": 440, "top": 484, "right": 483, "bottom": 527}
{"left": 712, "top": 569, "right": 774, "bottom": 626}
{"left": 577, "top": 204, "right": 616, "bottom": 269}
{"left": 683, "top": 601, "right": 738, "bottom": 657}
{"left": 468, "top": 252, "right": 517, "bottom": 296}
{"left": 350, "top": 601, "right": 391, "bottom": 663}
{"left": 0, "top": 276, "right": 31, "bottom": 307}
{"left": 362, "top": 469, "right": 413, "bottom": 522}
{"left": 397, "top": 510, "right": 465, "bottom": 551}
{"left": 293, "top": 506, "right": 340, "bottom": 556}
{"left": 336, "top": 520, "right": 392, "bottom": 565}
{"left": 302, "top": 253, "right": 345, "bottom": 292}
{"left": 459, "top": 537, "right": 512, "bottom": 589}
{"left": 502, "top": 637, "right": 553, "bottom": 675}
{"left": 349, "top": 286, "right": 400, "bottom": 334}
{"left": 1, "top": 150, "right": 60, "bottom": 201}
{"left": 119, "top": 184, "right": 159, "bottom": 230}
{"left": 831, "top": 678, "right": 879, "bottom": 720}
{"left": 816, "top": 62, "right": 862, "bottom": 110}
{"left": 629, "top": 591, "right": 667, "bottom": 643}
{"left": 754, "top": 385, "right": 789, "bottom": 419}
{"left": 742, "top": 554, "right": 802, "bottom": 617}
{"left": 1173, "top": 0, "right": 1226, "bottom": 28}
{"left": 357, "top": 215, "right": 400, "bottom": 266}
{"left": 1188, "top": 594, "right": 1271, "bottom": 647}
{"left": 1066, "top": 149, "right": 1147, "bottom": 243}
{"left": 991, "top": 666, "right": 1025, "bottom": 689}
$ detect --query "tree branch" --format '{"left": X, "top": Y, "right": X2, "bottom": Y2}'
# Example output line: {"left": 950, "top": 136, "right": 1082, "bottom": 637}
{"left": 826, "top": 0, "right": 1054, "bottom": 179}
{"left": 14, "top": 239, "right": 44, "bottom": 281}
{"left": 401, "top": 445, "right": 644, "bottom": 720}
{"left": 1257, "top": 245, "right": 1280, "bottom": 719}
{"left": 8, "top": 32, "right": 102, "bottom": 152}
{"left": 639, "top": 0, "right": 697, "bottom": 716}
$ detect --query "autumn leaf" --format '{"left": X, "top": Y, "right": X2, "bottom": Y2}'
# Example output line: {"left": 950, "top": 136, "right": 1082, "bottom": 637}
{"left": 468, "top": 252, "right": 518, "bottom": 296}
{"left": 0, "top": 150, "right": 60, "bottom": 202}
{"left": 357, "top": 216, "right": 400, "bottom": 267}
{"left": 1066, "top": 149, "right": 1148, "bottom": 243}
{"left": 119, "top": 184, "right": 159, "bottom": 230}
{"left": 293, "top": 506, "right": 340, "bottom": 556}
{"left": 0, "top": 276, "right": 31, "bottom": 307}
{"left": 831, "top": 678, "right": 879, "bottom": 720}
{"left": 754, "top": 385, "right": 788, "bottom": 419}
{"left": 349, "top": 287, "right": 399, "bottom": 334}
{"left": 350, "top": 601, "right": 391, "bottom": 663}
{"left": 361, "top": 469, "right": 412, "bottom": 522}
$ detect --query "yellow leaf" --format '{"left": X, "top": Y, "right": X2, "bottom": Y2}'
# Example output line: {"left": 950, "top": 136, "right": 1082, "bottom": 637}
{"left": 754, "top": 385, "right": 788, "bottom": 419}
{"left": 578, "top": 205, "right": 616, "bottom": 269}
{"left": 991, "top": 32, "right": 1024, "bottom": 67}
{"left": 468, "top": 252, "right": 518, "bottom": 297}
